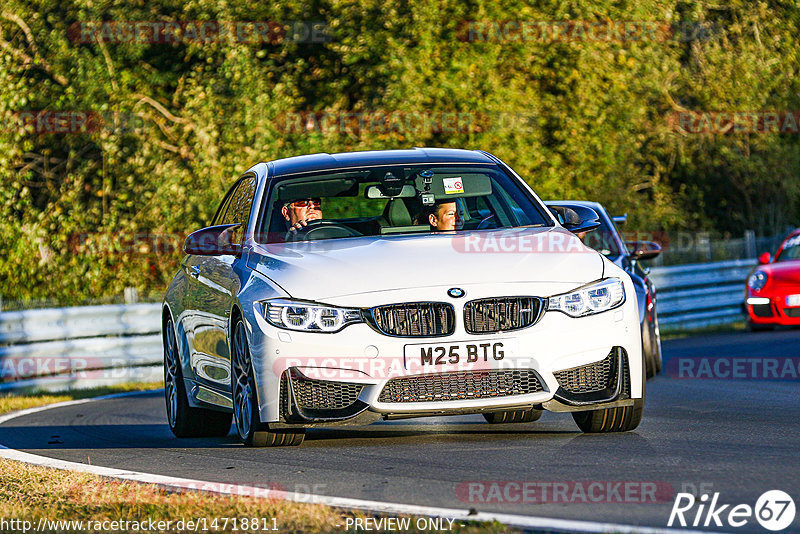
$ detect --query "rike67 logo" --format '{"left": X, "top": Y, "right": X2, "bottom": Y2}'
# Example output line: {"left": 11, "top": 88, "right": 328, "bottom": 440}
{"left": 668, "top": 490, "right": 796, "bottom": 531}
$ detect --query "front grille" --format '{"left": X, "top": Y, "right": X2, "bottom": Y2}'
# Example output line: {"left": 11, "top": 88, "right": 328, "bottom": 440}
{"left": 784, "top": 307, "right": 800, "bottom": 318}
{"left": 287, "top": 369, "right": 363, "bottom": 410}
{"left": 464, "top": 297, "right": 544, "bottom": 333}
{"left": 369, "top": 302, "right": 455, "bottom": 337}
{"left": 378, "top": 369, "right": 542, "bottom": 403}
{"left": 554, "top": 350, "right": 618, "bottom": 394}
{"left": 752, "top": 303, "right": 774, "bottom": 317}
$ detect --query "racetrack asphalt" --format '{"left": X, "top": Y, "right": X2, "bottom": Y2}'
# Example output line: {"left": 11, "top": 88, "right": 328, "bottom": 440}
{"left": 1, "top": 329, "right": 799, "bottom": 533}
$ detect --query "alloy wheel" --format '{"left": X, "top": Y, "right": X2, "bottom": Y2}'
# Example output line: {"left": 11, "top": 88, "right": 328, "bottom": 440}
{"left": 232, "top": 322, "right": 253, "bottom": 440}
{"left": 163, "top": 320, "right": 179, "bottom": 429}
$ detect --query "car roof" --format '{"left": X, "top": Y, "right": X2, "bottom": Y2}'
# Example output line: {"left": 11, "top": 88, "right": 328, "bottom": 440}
{"left": 267, "top": 148, "right": 497, "bottom": 177}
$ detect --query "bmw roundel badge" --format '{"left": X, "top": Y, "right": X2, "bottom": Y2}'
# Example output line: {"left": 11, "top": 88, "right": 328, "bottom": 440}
{"left": 447, "top": 287, "right": 466, "bottom": 298}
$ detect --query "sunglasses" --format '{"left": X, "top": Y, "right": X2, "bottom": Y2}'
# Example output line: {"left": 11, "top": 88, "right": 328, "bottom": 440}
{"left": 289, "top": 198, "right": 322, "bottom": 208}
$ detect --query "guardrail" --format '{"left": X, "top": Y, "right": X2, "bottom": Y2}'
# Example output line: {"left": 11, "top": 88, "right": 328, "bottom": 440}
{"left": 0, "top": 303, "right": 162, "bottom": 393}
{"left": 0, "top": 259, "right": 756, "bottom": 391}
{"left": 649, "top": 259, "right": 754, "bottom": 332}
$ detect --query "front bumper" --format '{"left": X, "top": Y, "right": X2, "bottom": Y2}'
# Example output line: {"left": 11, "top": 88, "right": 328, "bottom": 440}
{"left": 745, "top": 290, "right": 800, "bottom": 326}
{"left": 275, "top": 346, "right": 635, "bottom": 427}
{"left": 248, "top": 284, "right": 643, "bottom": 425}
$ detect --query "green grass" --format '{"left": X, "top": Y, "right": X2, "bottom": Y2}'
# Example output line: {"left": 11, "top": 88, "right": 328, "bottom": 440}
{"left": 661, "top": 321, "right": 746, "bottom": 341}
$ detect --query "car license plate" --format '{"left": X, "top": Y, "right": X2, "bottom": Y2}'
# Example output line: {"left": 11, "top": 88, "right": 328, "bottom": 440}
{"left": 403, "top": 339, "right": 518, "bottom": 370}
{"left": 786, "top": 294, "right": 800, "bottom": 307}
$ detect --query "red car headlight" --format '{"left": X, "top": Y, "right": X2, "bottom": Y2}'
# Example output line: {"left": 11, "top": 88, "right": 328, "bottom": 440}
{"left": 747, "top": 270, "right": 768, "bottom": 291}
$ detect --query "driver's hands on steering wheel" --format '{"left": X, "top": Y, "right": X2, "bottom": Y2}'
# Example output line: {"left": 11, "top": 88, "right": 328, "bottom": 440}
{"left": 284, "top": 220, "right": 362, "bottom": 242}
{"left": 287, "top": 219, "right": 313, "bottom": 233}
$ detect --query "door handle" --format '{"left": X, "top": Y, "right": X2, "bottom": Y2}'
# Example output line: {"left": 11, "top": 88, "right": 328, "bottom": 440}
{"left": 190, "top": 265, "right": 201, "bottom": 278}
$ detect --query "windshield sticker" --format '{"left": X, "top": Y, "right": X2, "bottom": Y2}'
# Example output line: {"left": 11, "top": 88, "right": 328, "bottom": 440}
{"left": 784, "top": 235, "right": 800, "bottom": 249}
{"left": 443, "top": 177, "right": 464, "bottom": 194}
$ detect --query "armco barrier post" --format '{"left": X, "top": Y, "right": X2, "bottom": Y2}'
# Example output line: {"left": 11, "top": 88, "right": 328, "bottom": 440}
{"left": 124, "top": 287, "right": 139, "bottom": 304}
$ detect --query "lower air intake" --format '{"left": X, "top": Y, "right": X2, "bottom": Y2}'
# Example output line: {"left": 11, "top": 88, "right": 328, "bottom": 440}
{"left": 378, "top": 369, "right": 542, "bottom": 403}
{"left": 553, "top": 349, "right": 618, "bottom": 394}
{"left": 285, "top": 369, "right": 363, "bottom": 410}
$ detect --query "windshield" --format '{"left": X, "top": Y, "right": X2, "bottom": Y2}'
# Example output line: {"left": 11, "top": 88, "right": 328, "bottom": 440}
{"left": 547, "top": 203, "right": 623, "bottom": 257}
{"left": 580, "top": 217, "right": 624, "bottom": 257}
{"left": 258, "top": 164, "right": 551, "bottom": 243}
{"left": 775, "top": 234, "right": 800, "bottom": 262}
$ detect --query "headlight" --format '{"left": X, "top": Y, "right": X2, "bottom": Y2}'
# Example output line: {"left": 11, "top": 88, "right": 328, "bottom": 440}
{"left": 548, "top": 278, "right": 626, "bottom": 317}
{"left": 263, "top": 300, "right": 363, "bottom": 333}
{"left": 747, "top": 270, "right": 768, "bottom": 291}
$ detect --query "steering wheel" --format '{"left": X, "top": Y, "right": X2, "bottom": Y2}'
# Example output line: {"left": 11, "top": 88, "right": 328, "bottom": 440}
{"left": 476, "top": 214, "right": 498, "bottom": 230}
{"left": 286, "top": 220, "right": 362, "bottom": 242}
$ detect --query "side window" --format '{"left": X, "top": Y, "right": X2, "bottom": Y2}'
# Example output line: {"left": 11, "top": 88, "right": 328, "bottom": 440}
{"left": 212, "top": 189, "right": 235, "bottom": 226}
{"left": 221, "top": 175, "right": 257, "bottom": 244}
{"left": 492, "top": 180, "right": 534, "bottom": 226}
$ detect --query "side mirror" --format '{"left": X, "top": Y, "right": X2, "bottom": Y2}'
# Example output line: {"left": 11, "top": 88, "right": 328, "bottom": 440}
{"left": 184, "top": 224, "right": 242, "bottom": 257}
{"left": 627, "top": 240, "right": 662, "bottom": 261}
{"left": 548, "top": 205, "right": 601, "bottom": 235}
{"left": 758, "top": 252, "right": 771, "bottom": 265}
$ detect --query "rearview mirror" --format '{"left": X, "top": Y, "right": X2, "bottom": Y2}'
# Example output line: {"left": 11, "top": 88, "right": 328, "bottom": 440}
{"left": 548, "top": 205, "right": 601, "bottom": 235}
{"left": 627, "top": 241, "right": 662, "bottom": 261}
{"left": 184, "top": 224, "right": 242, "bottom": 257}
{"left": 364, "top": 184, "right": 417, "bottom": 199}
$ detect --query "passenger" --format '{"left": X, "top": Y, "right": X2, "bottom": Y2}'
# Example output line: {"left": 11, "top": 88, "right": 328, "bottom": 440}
{"left": 281, "top": 197, "right": 323, "bottom": 234}
{"left": 419, "top": 200, "right": 463, "bottom": 231}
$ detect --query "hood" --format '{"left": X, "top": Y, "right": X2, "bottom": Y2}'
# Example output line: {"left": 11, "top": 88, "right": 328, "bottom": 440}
{"left": 761, "top": 260, "right": 800, "bottom": 285}
{"left": 248, "top": 227, "right": 604, "bottom": 300}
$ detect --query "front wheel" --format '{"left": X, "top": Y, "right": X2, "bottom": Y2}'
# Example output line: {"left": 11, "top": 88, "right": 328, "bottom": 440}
{"left": 231, "top": 320, "right": 305, "bottom": 447}
{"left": 572, "top": 398, "right": 644, "bottom": 433}
{"left": 642, "top": 315, "right": 662, "bottom": 379}
{"left": 747, "top": 319, "right": 775, "bottom": 332}
{"left": 164, "top": 318, "right": 232, "bottom": 438}
{"left": 652, "top": 312, "right": 663, "bottom": 374}
{"left": 572, "top": 356, "right": 645, "bottom": 433}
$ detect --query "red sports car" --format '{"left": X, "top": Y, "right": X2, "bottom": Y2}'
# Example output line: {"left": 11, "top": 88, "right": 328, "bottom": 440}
{"left": 744, "top": 228, "right": 800, "bottom": 330}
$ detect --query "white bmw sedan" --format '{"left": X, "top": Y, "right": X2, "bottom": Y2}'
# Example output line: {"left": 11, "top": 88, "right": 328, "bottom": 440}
{"left": 163, "top": 148, "right": 644, "bottom": 446}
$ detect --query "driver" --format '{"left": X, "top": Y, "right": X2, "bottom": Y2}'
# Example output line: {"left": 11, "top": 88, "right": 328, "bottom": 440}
{"left": 282, "top": 197, "right": 323, "bottom": 236}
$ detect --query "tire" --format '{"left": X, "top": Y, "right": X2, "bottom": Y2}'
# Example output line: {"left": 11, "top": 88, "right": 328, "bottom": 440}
{"left": 642, "top": 322, "right": 656, "bottom": 380}
{"left": 572, "top": 355, "right": 645, "bottom": 433}
{"left": 231, "top": 320, "right": 305, "bottom": 447}
{"left": 747, "top": 320, "right": 775, "bottom": 332}
{"left": 483, "top": 409, "right": 542, "bottom": 424}
{"left": 164, "top": 318, "right": 232, "bottom": 438}
{"left": 653, "top": 312, "right": 663, "bottom": 374}
{"left": 642, "top": 308, "right": 663, "bottom": 378}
